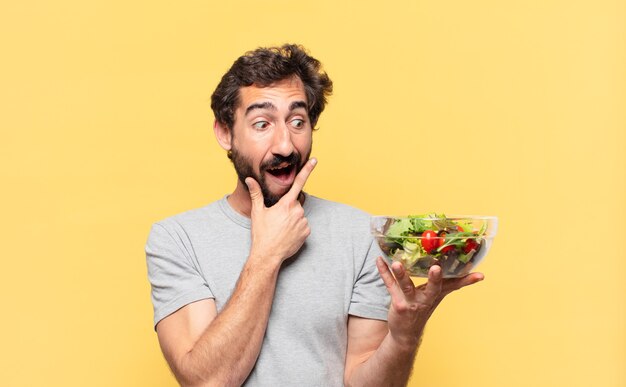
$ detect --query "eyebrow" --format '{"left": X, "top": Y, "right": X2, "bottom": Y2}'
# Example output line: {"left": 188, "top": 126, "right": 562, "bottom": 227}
{"left": 244, "top": 100, "right": 308, "bottom": 116}
{"left": 245, "top": 102, "right": 275, "bottom": 116}
{"left": 289, "top": 101, "right": 307, "bottom": 111}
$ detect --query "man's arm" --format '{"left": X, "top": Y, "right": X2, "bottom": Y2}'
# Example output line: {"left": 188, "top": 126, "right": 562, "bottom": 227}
{"left": 155, "top": 159, "right": 316, "bottom": 387}
{"left": 345, "top": 258, "right": 483, "bottom": 387}
{"left": 156, "top": 255, "right": 282, "bottom": 386}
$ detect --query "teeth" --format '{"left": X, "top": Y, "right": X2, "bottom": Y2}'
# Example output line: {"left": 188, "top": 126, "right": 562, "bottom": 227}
{"left": 270, "top": 162, "right": 290, "bottom": 170}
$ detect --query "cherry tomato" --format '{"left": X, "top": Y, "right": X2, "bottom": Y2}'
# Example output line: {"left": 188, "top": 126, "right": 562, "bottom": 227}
{"left": 457, "top": 225, "right": 464, "bottom": 232}
{"left": 441, "top": 245, "right": 456, "bottom": 253}
{"left": 464, "top": 239, "right": 479, "bottom": 254}
{"left": 439, "top": 231, "right": 455, "bottom": 253}
{"left": 421, "top": 230, "right": 441, "bottom": 254}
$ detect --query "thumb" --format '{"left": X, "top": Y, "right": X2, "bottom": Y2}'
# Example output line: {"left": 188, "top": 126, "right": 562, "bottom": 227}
{"left": 245, "top": 177, "right": 264, "bottom": 209}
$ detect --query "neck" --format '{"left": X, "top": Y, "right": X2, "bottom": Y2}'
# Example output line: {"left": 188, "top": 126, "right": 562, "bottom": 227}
{"left": 228, "top": 180, "right": 253, "bottom": 217}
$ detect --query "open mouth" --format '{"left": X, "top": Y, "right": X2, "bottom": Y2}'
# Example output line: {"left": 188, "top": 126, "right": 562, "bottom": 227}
{"left": 266, "top": 161, "right": 296, "bottom": 181}
{"left": 266, "top": 161, "right": 296, "bottom": 184}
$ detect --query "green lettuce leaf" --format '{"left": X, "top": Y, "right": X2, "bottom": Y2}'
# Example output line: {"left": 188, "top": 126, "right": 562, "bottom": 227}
{"left": 386, "top": 218, "right": 413, "bottom": 237}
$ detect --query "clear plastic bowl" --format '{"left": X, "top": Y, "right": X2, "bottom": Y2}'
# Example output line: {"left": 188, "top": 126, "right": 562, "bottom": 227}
{"left": 371, "top": 215, "right": 498, "bottom": 278}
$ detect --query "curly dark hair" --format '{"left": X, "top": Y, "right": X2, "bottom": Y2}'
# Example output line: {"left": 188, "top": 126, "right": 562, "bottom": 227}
{"left": 210, "top": 44, "right": 333, "bottom": 130}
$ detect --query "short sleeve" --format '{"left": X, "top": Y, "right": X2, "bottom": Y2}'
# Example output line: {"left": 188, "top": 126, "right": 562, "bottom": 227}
{"left": 145, "top": 223, "right": 214, "bottom": 329}
{"left": 348, "top": 238, "right": 390, "bottom": 321}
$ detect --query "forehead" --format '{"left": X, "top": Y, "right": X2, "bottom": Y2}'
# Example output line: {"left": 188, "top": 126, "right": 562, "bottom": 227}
{"left": 237, "top": 77, "right": 307, "bottom": 112}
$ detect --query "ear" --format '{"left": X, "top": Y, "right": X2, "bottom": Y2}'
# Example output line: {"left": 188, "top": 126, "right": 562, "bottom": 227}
{"left": 213, "top": 120, "right": 232, "bottom": 151}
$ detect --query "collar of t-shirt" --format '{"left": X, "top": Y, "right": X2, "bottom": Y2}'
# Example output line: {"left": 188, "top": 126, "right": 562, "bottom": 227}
{"left": 218, "top": 192, "right": 313, "bottom": 229}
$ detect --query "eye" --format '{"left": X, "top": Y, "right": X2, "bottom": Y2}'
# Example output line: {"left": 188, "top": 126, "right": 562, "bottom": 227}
{"left": 253, "top": 121, "right": 270, "bottom": 130}
{"left": 291, "top": 118, "right": 305, "bottom": 129}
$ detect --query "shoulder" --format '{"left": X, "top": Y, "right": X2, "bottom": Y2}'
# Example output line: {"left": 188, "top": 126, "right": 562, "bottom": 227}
{"left": 147, "top": 198, "right": 228, "bottom": 245}
{"left": 153, "top": 199, "right": 224, "bottom": 230}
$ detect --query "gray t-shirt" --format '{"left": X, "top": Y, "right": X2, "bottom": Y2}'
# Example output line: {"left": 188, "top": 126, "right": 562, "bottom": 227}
{"left": 145, "top": 193, "right": 390, "bottom": 386}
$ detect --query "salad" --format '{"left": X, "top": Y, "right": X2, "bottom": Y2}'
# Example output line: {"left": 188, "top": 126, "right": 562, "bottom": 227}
{"left": 377, "top": 214, "right": 487, "bottom": 277}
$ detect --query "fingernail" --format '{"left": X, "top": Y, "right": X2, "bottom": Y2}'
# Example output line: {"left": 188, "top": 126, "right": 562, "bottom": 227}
{"left": 310, "top": 158, "right": 317, "bottom": 166}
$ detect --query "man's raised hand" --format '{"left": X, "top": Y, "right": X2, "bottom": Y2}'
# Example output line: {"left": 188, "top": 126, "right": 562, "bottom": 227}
{"left": 245, "top": 158, "right": 317, "bottom": 264}
{"left": 376, "top": 257, "right": 484, "bottom": 349}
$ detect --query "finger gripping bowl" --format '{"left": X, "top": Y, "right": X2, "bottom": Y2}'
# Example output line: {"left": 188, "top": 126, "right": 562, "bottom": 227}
{"left": 371, "top": 215, "right": 498, "bottom": 278}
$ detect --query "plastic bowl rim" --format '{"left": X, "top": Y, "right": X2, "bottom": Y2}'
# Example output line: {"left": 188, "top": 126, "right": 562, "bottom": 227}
{"left": 371, "top": 215, "right": 498, "bottom": 237}
{"left": 371, "top": 215, "right": 498, "bottom": 221}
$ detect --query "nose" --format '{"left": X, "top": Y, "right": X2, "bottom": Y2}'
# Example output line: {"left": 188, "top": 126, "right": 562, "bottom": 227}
{"left": 270, "top": 123, "right": 295, "bottom": 157}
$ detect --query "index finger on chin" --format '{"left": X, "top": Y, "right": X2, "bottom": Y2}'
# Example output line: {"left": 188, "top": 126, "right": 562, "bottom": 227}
{"left": 284, "top": 158, "right": 317, "bottom": 202}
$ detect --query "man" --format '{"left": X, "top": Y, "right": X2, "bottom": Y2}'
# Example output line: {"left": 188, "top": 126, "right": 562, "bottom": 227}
{"left": 145, "top": 44, "right": 483, "bottom": 386}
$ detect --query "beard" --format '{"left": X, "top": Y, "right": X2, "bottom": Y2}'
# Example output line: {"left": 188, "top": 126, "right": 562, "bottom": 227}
{"left": 229, "top": 146, "right": 310, "bottom": 207}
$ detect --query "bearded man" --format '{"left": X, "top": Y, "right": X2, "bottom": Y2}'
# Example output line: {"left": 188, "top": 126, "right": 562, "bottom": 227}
{"left": 145, "top": 44, "right": 482, "bottom": 386}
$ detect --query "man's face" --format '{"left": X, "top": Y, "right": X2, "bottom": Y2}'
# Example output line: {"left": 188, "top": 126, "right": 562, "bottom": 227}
{"left": 229, "top": 77, "right": 313, "bottom": 207}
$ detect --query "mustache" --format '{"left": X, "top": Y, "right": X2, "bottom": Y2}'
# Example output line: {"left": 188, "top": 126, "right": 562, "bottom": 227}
{"left": 261, "top": 153, "right": 301, "bottom": 170}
